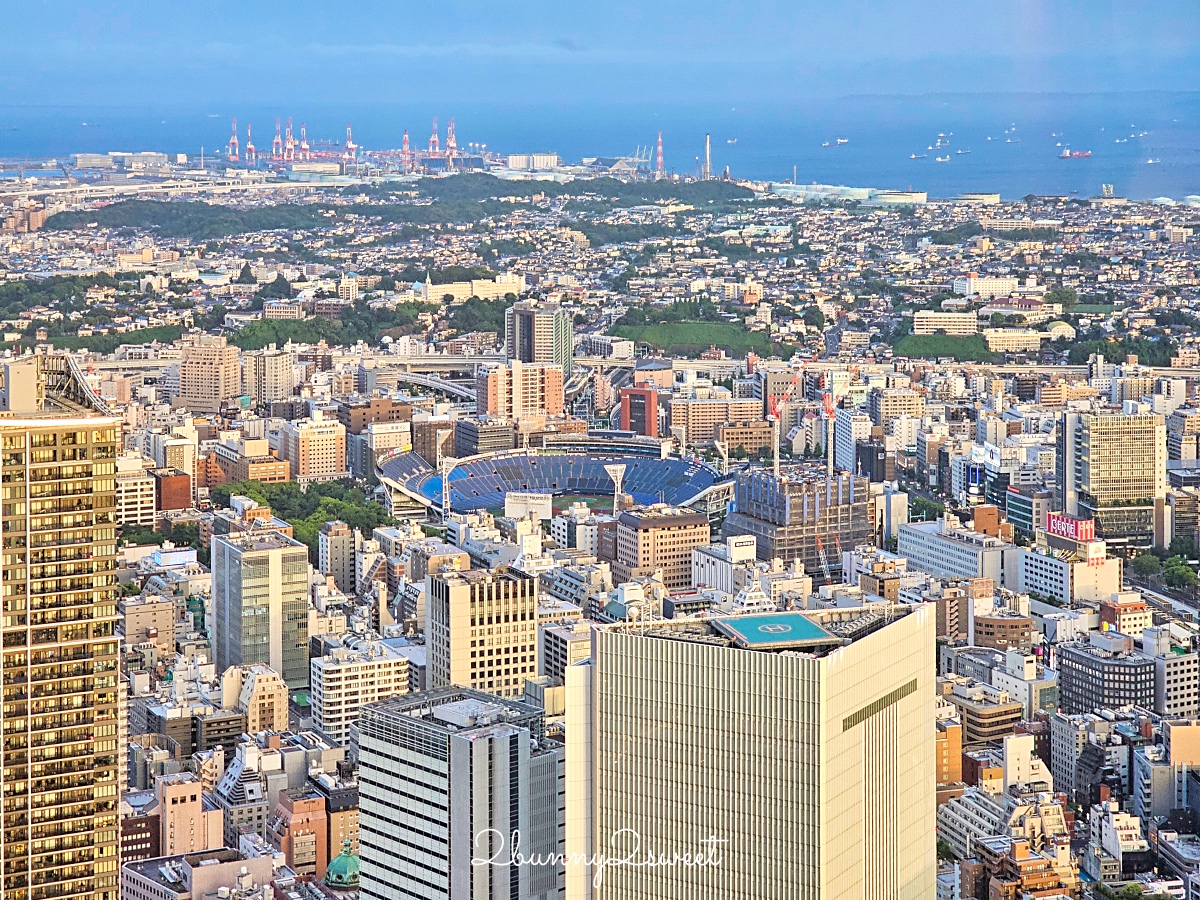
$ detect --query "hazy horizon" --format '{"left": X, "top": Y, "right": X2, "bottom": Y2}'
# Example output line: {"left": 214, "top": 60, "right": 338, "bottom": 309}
{"left": 5, "top": 2, "right": 1199, "bottom": 106}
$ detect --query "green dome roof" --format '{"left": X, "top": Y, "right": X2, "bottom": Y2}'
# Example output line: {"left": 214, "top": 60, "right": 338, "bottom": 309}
{"left": 325, "top": 839, "right": 360, "bottom": 889}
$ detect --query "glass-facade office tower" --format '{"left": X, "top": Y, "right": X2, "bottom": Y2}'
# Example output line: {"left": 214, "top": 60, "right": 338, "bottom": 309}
{"left": 211, "top": 531, "right": 311, "bottom": 689}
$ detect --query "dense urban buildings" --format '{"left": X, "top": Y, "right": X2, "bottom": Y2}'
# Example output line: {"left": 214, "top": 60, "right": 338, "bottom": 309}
{"left": 10, "top": 128, "right": 1200, "bottom": 900}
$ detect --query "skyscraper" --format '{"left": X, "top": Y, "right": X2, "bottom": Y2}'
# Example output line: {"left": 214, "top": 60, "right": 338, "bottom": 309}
{"left": 1057, "top": 410, "right": 1167, "bottom": 550}
{"left": 426, "top": 568, "right": 539, "bottom": 699}
{"left": 356, "top": 688, "right": 564, "bottom": 900}
{"left": 0, "top": 381, "right": 123, "bottom": 900}
{"left": 566, "top": 604, "right": 936, "bottom": 899}
{"left": 211, "top": 531, "right": 311, "bottom": 689}
{"left": 505, "top": 301, "right": 573, "bottom": 375}
{"left": 242, "top": 343, "right": 296, "bottom": 406}
{"left": 177, "top": 332, "right": 241, "bottom": 413}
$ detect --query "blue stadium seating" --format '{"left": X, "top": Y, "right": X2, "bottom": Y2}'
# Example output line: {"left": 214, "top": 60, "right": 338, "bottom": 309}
{"left": 379, "top": 450, "right": 719, "bottom": 511}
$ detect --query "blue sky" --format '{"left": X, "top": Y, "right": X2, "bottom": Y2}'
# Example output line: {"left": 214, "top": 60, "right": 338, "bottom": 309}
{"left": 4, "top": 1, "right": 1200, "bottom": 106}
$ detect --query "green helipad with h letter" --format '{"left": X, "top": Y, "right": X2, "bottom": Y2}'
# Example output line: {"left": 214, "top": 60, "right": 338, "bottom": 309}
{"left": 711, "top": 612, "right": 841, "bottom": 652}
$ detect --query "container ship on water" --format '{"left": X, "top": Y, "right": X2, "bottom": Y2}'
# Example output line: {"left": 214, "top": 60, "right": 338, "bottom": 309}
{"left": 1059, "top": 147, "right": 1092, "bottom": 159}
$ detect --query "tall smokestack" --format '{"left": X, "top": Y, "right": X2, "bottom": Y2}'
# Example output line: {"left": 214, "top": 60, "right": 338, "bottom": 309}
{"left": 704, "top": 133, "right": 711, "bottom": 180}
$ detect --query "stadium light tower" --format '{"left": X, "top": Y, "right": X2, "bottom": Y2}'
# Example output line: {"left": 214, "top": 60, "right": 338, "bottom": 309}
{"left": 604, "top": 463, "right": 627, "bottom": 516}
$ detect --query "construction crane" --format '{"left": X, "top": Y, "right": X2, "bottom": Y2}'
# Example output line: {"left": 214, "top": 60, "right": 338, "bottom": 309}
{"left": 428, "top": 116, "right": 440, "bottom": 154}
{"left": 244, "top": 124, "right": 256, "bottom": 164}
{"left": 342, "top": 123, "right": 357, "bottom": 163}
{"left": 299, "top": 122, "right": 310, "bottom": 160}
{"left": 445, "top": 117, "right": 457, "bottom": 164}
{"left": 227, "top": 118, "right": 239, "bottom": 161}
{"left": 283, "top": 117, "right": 296, "bottom": 162}
{"left": 815, "top": 535, "right": 832, "bottom": 584}
{"left": 822, "top": 390, "right": 836, "bottom": 475}
{"left": 271, "top": 117, "right": 283, "bottom": 160}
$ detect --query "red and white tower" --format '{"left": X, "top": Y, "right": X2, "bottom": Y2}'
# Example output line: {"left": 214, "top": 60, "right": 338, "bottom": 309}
{"left": 656, "top": 131, "right": 664, "bottom": 178}
{"left": 283, "top": 118, "right": 296, "bottom": 162}
{"left": 245, "top": 124, "right": 256, "bottom": 164}
{"left": 299, "top": 122, "right": 310, "bottom": 161}
{"left": 228, "top": 118, "right": 239, "bottom": 161}
{"left": 342, "top": 123, "right": 357, "bottom": 162}
{"left": 428, "top": 116, "right": 440, "bottom": 154}
{"left": 272, "top": 117, "right": 283, "bottom": 160}
{"left": 445, "top": 117, "right": 457, "bottom": 163}
{"left": 401, "top": 129, "right": 412, "bottom": 171}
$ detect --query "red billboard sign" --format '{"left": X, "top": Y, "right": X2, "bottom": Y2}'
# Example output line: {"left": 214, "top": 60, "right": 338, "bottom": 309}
{"left": 1047, "top": 512, "right": 1095, "bottom": 543}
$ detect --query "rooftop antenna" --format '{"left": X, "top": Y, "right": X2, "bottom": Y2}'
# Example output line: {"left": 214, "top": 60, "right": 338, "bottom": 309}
{"left": 604, "top": 464, "right": 627, "bottom": 516}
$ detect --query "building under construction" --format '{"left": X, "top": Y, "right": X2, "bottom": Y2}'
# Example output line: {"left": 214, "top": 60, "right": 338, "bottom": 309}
{"left": 723, "top": 465, "right": 874, "bottom": 583}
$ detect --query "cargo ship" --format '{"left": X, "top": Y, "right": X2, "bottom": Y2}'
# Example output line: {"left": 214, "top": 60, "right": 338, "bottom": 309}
{"left": 1060, "top": 147, "right": 1092, "bottom": 159}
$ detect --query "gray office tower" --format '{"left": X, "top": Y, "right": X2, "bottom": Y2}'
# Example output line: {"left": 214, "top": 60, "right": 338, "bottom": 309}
{"left": 356, "top": 688, "right": 564, "bottom": 900}
{"left": 211, "top": 531, "right": 311, "bottom": 689}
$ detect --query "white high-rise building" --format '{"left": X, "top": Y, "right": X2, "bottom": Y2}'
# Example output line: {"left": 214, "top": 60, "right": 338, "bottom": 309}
{"left": 834, "top": 406, "right": 873, "bottom": 473}
{"left": 310, "top": 642, "right": 418, "bottom": 745}
{"left": 242, "top": 343, "right": 296, "bottom": 406}
{"left": 357, "top": 688, "right": 564, "bottom": 900}
{"left": 566, "top": 604, "right": 936, "bottom": 899}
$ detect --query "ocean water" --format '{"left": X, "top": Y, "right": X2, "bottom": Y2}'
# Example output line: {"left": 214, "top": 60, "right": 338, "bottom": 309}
{"left": 1, "top": 92, "right": 1198, "bottom": 200}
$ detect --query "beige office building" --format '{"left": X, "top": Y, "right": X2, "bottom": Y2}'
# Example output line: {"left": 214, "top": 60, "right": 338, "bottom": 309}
{"left": 221, "top": 663, "right": 290, "bottom": 732}
{"left": 242, "top": 344, "right": 296, "bottom": 406}
{"left": 177, "top": 333, "right": 240, "bottom": 413}
{"left": 0, "top": 407, "right": 123, "bottom": 900}
{"left": 668, "top": 393, "right": 763, "bottom": 446}
{"left": 426, "top": 567, "right": 539, "bottom": 699}
{"left": 611, "top": 504, "right": 711, "bottom": 591}
{"left": 566, "top": 604, "right": 935, "bottom": 899}
{"left": 279, "top": 414, "right": 348, "bottom": 484}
